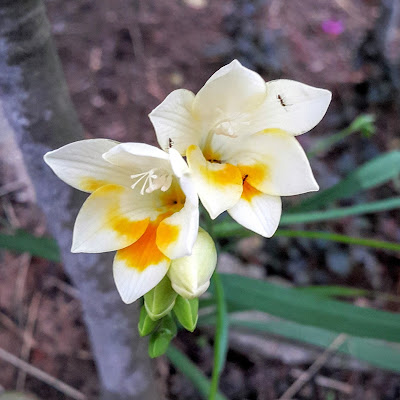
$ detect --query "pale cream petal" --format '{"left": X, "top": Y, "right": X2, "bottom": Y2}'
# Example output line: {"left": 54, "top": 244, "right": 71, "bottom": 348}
{"left": 238, "top": 79, "right": 331, "bottom": 137}
{"left": 186, "top": 145, "right": 242, "bottom": 219}
{"left": 102, "top": 142, "right": 171, "bottom": 174}
{"left": 44, "top": 139, "right": 132, "bottom": 192}
{"left": 149, "top": 89, "right": 201, "bottom": 154}
{"left": 168, "top": 228, "right": 217, "bottom": 299}
{"left": 228, "top": 182, "right": 282, "bottom": 237}
{"left": 192, "top": 60, "right": 267, "bottom": 132}
{"left": 113, "top": 224, "right": 171, "bottom": 303}
{"left": 71, "top": 184, "right": 168, "bottom": 253}
{"left": 230, "top": 130, "right": 319, "bottom": 196}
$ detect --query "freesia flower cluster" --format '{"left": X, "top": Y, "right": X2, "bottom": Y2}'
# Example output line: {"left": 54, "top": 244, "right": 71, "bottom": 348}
{"left": 44, "top": 60, "right": 331, "bottom": 352}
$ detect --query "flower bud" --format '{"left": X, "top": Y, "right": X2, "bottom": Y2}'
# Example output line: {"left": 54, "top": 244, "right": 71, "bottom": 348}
{"left": 144, "top": 275, "right": 177, "bottom": 321}
{"left": 168, "top": 228, "right": 217, "bottom": 299}
{"left": 138, "top": 305, "right": 158, "bottom": 337}
{"left": 173, "top": 296, "right": 199, "bottom": 332}
{"left": 148, "top": 315, "right": 177, "bottom": 358}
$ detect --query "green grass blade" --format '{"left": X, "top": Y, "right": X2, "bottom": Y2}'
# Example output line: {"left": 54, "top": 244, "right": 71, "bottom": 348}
{"left": 230, "top": 318, "right": 400, "bottom": 373}
{"left": 220, "top": 274, "right": 400, "bottom": 342}
{"left": 274, "top": 230, "right": 400, "bottom": 252}
{"left": 166, "top": 345, "right": 228, "bottom": 400}
{"left": 209, "top": 272, "right": 229, "bottom": 400}
{"left": 0, "top": 230, "right": 60, "bottom": 262}
{"left": 293, "top": 151, "right": 400, "bottom": 212}
{"left": 307, "top": 114, "right": 375, "bottom": 158}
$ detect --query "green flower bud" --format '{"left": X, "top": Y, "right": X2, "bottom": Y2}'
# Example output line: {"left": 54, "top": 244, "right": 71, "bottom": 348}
{"left": 148, "top": 315, "right": 177, "bottom": 358}
{"left": 173, "top": 296, "right": 199, "bottom": 332}
{"left": 144, "top": 275, "right": 177, "bottom": 321}
{"left": 138, "top": 305, "right": 158, "bottom": 337}
{"left": 168, "top": 228, "right": 217, "bottom": 299}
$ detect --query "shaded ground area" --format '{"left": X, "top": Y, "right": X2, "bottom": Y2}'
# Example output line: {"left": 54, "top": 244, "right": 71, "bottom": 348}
{"left": 1, "top": 0, "right": 400, "bottom": 399}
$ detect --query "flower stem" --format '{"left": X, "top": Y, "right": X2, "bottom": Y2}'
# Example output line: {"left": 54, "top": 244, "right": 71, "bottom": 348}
{"left": 209, "top": 271, "right": 228, "bottom": 400}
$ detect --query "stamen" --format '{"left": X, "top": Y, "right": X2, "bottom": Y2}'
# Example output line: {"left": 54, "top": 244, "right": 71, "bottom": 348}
{"left": 130, "top": 168, "right": 172, "bottom": 195}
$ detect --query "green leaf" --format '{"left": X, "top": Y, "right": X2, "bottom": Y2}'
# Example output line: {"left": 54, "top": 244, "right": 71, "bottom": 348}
{"left": 0, "top": 230, "right": 60, "bottom": 262}
{"left": 173, "top": 296, "right": 199, "bottom": 332}
{"left": 281, "top": 197, "right": 400, "bottom": 225}
{"left": 307, "top": 114, "right": 375, "bottom": 158}
{"left": 229, "top": 317, "right": 400, "bottom": 373}
{"left": 294, "top": 151, "right": 400, "bottom": 212}
{"left": 166, "top": 345, "right": 228, "bottom": 400}
{"left": 297, "top": 285, "right": 400, "bottom": 303}
{"left": 220, "top": 274, "right": 400, "bottom": 342}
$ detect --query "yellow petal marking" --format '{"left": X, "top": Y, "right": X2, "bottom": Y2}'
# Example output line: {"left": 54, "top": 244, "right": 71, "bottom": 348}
{"left": 241, "top": 181, "right": 262, "bottom": 202}
{"left": 115, "top": 213, "right": 178, "bottom": 272}
{"left": 187, "top": 144, "right": 242, "bottom": 188}
{"left": 80, "top": 177, "right": 109, "bottom": 192}
{"left": 238, "top": 163, "right": 270, "bottom": 190}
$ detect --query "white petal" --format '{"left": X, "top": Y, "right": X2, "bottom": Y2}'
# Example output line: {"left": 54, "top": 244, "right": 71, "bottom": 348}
{"left": 44, "top": 139, "right": 132, "bottom": 192}
{"left": 243, "top": 79, "right": 331, "bottom": 136}
{"left": 149, "top": 89, "right": 201, "bottom": 154}
{"left": 113, "top": 227, "right": 171, "bottom": 303}
{"left": 168, "top": 148, "right": 190, "bottom": 178}
{"left": 102, "top": 142, "right": 170, "bottom": 173}
{"left": 186, "top": 145, "right": 243, "bottom": 219}
{"left": 72, "top": 184, "right": 164, "bottom": 253}
{"left": 228, "top": 183, "right": 282, "bottom": 237}
{"left": 192, "top": 60, "right": 267, "bottom": 130}
{"left": 231, "top": 131, "right": 319, "bottom": 196}
{"left": 168, "top": 228, "right": 217, "bottom": 299}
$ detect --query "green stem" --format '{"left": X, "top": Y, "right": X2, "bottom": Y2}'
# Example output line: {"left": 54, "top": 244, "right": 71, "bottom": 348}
{"left": 209, "top": 272, "right": 228, "bottom": 400}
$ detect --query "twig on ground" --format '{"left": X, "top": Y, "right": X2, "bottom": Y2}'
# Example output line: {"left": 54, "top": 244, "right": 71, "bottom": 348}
{"left": 0, "top": 181, "right": 25, "bottom": 197}
{"left": 14, "top": 253, "right": 31, "bottom": 325}
{"left": 0, "top": 346, "right": 87, "bottom": 400}
{"left": 16, "top": 292, "right": 42, "bottom": 391}
{"left": 278, "top": 334, "right": 348, "bottom": 400}
{"left": 46, "top": 276, "right": 79, "bottom": 299}
{"left": 0, "top": 311, "right": 36, "bottom": 346}
{"left": 290, "top": 368, "right": 353, "bottom": 395}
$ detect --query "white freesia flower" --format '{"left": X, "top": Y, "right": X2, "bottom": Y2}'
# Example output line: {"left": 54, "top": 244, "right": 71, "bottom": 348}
{"left": 149, "top": 60, "right": 332, "bottom": 237}
{"left": 44, "top": 139, "right": 199, "bottom": 304}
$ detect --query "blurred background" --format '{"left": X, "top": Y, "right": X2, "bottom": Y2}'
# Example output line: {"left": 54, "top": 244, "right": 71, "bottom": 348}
{"left": 0, "top": 0, "right": 400, "bottom": 399}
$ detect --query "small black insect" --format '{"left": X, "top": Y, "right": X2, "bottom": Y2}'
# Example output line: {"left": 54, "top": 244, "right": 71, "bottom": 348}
{"left": 242, "top": 174, "right": 249, "bottom": 183}
{"left": 168, "top": 138, "right": 174, "bottom": 148}
{"left": 277, "top": 94, "right": 286, "bottom": 107}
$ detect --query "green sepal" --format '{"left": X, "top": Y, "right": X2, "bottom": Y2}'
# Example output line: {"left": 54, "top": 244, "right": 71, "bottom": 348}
{"left": 173, "top": 296, "right": 199, "bottom": 332}
{"left": 138, "top": 305, "right": 158, "bottom": 337}
{"left": 144, "top": 275, "right": 177, "bottom": 321}
{"left": 148, "top": 315, "right": 177, "bottom": 358}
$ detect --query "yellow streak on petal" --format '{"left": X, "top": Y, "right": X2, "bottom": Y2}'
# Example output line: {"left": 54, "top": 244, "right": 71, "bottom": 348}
{"left": 115, "top": 215, "right": 172, "bottom": 272}
{"left": 241, "top": 181, "right": 261, "bottom": 202}
{"left": 187, "top": 144, "right": 242, "bottom": 188}
{"left": 156, "top": 222, "right": 180, "bottom": 253}
{"left": 238, "top": 163, "right": 270, "bottom": 190}
{"left": 80, "top": 178, "right": 109, "bottom": 192}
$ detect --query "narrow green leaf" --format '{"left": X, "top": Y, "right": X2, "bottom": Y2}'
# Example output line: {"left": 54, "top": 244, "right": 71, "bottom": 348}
{"left": 166, "top": 345, "right": 228, "bottom": 400}
{"left": 297, "top": 285, "right": 400, "bottom": 303}
{"left": 281, "top": 197, "right": 400, "bottom": 225}
{"left": 0, "top": 230, "right": 60, "bottom": 262}
{"left": 229, "top": 318, "right": 400, "bottom": 373}
{"left": 220, "top": 274, "right": 400, "bottom": 342}
{"left": 210, "top": 272, "right": 229, "bottom": 400}
{"left": 294, "top": 151, "right": 400, "bottom": 212}
{"left": 307, "top": 114, "right": 375, "bottom": 158}
{"left": 275, "top": 230, "right": 400, "bottom": 252}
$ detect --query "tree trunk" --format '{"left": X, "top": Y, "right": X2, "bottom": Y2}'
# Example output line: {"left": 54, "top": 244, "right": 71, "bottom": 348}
{"left": 0, "top": 1, "right": 159, "bottom": 399}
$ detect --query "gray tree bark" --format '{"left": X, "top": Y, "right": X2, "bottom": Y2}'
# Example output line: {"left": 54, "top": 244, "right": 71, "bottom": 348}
{"left": 0, "top": 1, "right": 159, "bottom": 399}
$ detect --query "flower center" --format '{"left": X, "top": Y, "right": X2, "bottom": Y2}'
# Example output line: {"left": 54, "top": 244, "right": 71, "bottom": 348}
{"left": 130, "top": 168, "right": 172, "bottom": 195}
{"left": 212, "top": 121, "right": 238, "bottom": 138}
